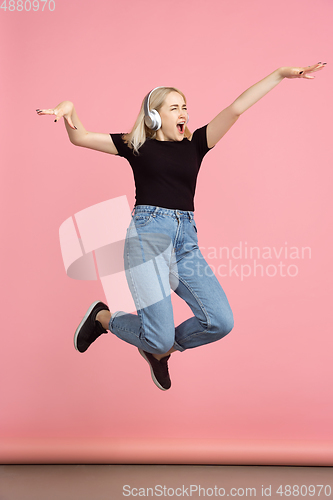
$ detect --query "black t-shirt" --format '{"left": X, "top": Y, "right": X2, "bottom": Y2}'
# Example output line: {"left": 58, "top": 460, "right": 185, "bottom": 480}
{"left": 110, "top": 124, "right": 214, "bottom": 211}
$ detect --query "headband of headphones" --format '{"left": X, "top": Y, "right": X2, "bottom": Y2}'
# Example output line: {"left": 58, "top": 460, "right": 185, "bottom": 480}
{"left": 144, "top": 86, "right": 189, "bottom": 131}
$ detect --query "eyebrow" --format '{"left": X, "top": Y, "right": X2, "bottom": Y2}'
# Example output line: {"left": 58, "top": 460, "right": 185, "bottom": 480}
{"left": 169, "top": 104, "right": 187, "bottom": 107}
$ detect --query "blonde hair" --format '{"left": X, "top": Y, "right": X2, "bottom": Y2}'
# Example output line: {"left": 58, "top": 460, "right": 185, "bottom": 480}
{"left": 122, "top": 86, "right": 191, "bottom": 155}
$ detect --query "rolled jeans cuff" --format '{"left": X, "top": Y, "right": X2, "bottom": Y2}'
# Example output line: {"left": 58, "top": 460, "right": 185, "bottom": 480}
{"left": 109, "top": 310, "right": 123, "bottom": 332}
{"left": 173, "top": 340, "right": 185, "bottom": 352}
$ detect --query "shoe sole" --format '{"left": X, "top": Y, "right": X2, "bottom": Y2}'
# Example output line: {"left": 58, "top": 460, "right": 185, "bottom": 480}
{"left": 74, "top": 300, "right": 103, "bottom": 351}
{"left": 138, "top": 348, "right": 169, "bottom": 391}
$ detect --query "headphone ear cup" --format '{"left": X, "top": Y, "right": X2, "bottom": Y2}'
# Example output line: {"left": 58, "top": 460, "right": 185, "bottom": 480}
{"left": 144, "top": 109, "right": 161, "bottom": 131}
{"left": 144, "top": 114, "right": 153, "bottom": 129}
{"left": 144, "top": 87, "right": 163, "bottom": 131}
{"left": 150, "top": 109, "right": 162, "bottom": 131}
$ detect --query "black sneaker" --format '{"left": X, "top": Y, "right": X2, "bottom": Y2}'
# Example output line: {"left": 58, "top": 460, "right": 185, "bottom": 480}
{"left": 138, "top": 348, "right": 171, "bottom": 390}
{"left": 74, "top": 301, "right": 110, "bottom": 353}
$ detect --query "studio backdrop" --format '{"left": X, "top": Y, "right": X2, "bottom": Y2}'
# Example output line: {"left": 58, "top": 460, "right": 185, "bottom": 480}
{"left": 1, "top": 0, "right": 332, "bottom": 464}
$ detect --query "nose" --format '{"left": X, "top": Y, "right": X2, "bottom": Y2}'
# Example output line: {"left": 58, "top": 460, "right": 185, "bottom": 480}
{"left": 179, "top": 110, "right": 187, "bottom": 121}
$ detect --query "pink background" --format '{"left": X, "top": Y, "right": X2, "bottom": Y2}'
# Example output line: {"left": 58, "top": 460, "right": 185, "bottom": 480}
{"left": 1, "top": 0, "right": 333, "bottom": 463}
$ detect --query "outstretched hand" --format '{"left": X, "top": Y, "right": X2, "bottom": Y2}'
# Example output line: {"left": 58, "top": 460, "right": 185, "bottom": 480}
{"left": 36, "top": 100, "right": 76, "bottom": 129}
{"left": 281, "top": 62, "right": 327, "bottom": 79}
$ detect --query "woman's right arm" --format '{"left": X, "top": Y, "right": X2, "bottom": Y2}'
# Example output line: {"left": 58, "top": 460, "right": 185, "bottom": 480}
{"left": 36, "top": 101, "right": 118, "bottom": 155}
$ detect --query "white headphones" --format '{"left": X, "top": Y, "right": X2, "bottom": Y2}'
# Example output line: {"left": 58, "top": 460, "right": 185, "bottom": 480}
{"left": 144, "top": 86, "right": 189, "bottom": 131}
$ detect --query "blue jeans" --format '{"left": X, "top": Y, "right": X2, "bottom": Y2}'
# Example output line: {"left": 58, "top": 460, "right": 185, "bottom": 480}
{"left": 109, "top": 205, "right": 234, "bottom": 354}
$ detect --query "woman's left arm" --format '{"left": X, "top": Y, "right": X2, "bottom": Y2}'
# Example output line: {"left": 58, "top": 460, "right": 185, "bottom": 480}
{"left": 207, "top": 63, "right": 326, "bottom": 149}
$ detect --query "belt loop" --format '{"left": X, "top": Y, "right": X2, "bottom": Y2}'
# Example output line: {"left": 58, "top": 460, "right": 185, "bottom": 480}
{"left": 131, "top": 206, "right": 136, "bottom": 217}
{"left": 188, "top": 211, "right": 192, "bottom": 220}
{"left": 153, "top": 206, "right": 159, "bottom": 217}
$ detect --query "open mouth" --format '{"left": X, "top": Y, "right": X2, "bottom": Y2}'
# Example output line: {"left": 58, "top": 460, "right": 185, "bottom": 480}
{"left": 177, "top": 123, "right": 185, "bottom": 133}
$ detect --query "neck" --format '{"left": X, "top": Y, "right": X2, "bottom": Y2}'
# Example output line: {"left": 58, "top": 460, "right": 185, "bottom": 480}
{"left": 155, "top": 130, "right": 169, "bottom": 141}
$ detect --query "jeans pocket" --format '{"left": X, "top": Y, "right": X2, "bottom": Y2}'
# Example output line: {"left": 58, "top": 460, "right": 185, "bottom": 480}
{"left": 133, "top": 213, "right": 152, "bottom": 228}
{"left": 190, "top": 219, "right": 198, "bottom": 233}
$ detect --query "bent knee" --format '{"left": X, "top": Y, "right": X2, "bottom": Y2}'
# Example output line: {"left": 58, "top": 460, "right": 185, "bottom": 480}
{"left": 210, "top": 310, "right": 234, "bottom": 338}
{"left": 144, "top": 333, "right": 174, "bottom": 355}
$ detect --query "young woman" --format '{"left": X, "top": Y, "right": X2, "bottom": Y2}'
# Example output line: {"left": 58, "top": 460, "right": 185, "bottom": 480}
{"left": 36, "top": 63, "right": 326, "bottom": 391}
